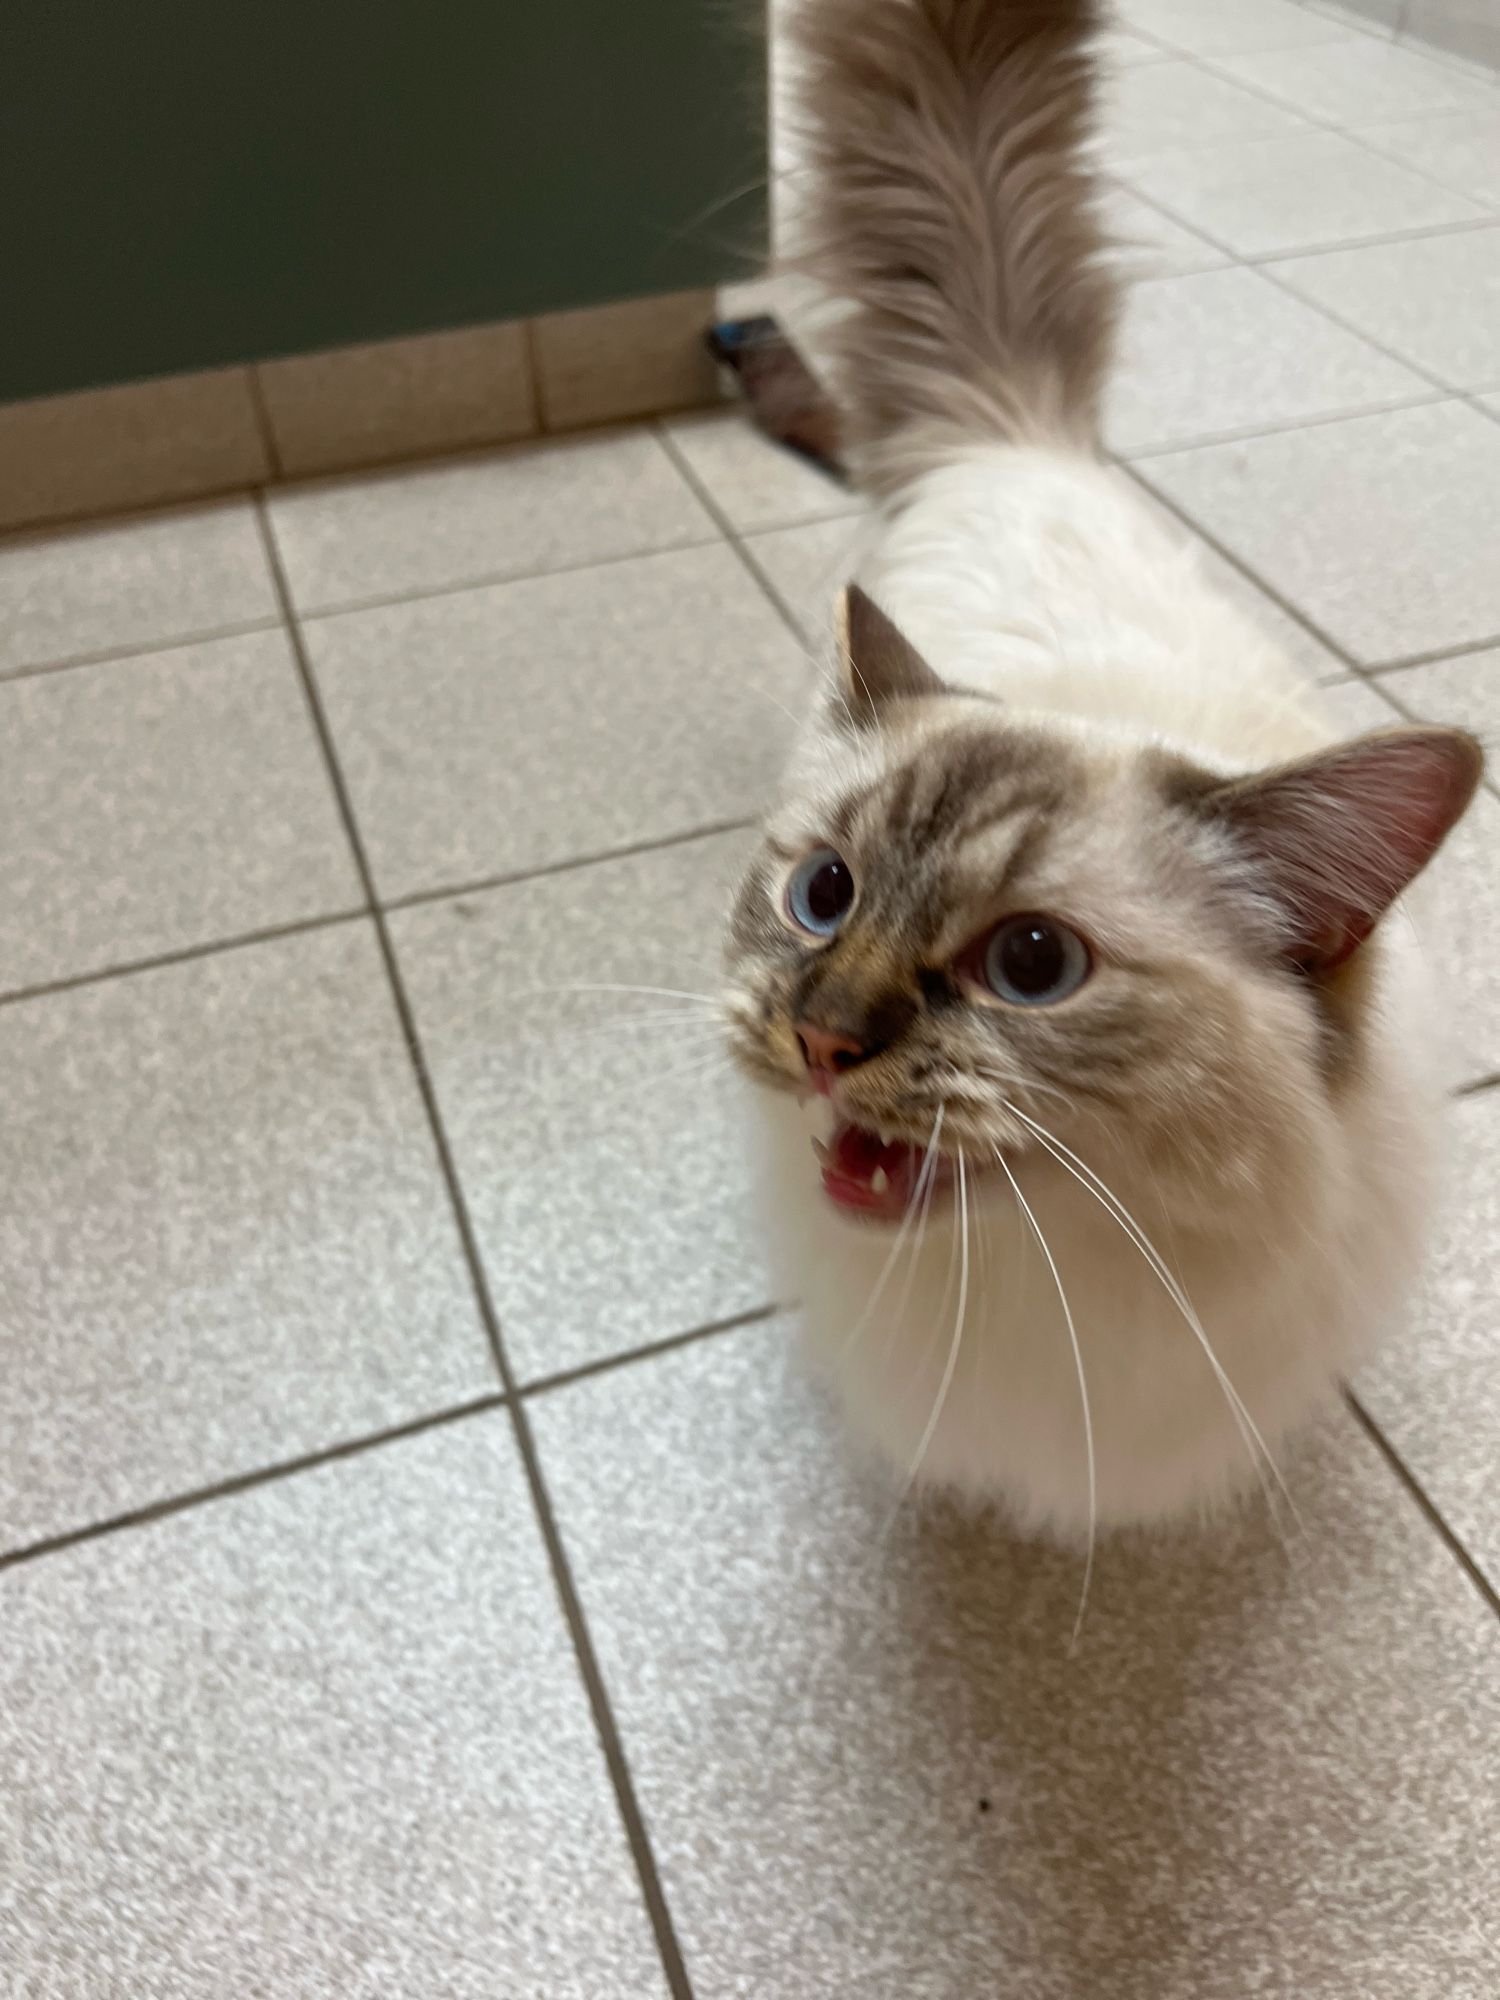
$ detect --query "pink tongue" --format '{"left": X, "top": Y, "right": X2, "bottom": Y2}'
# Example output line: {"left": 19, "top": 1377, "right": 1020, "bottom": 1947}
{"left": 820, "top": 1122, "right": 917, "bottom": 1218}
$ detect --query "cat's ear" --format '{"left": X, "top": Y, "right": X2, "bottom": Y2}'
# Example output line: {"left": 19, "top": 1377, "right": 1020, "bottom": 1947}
{"left": 834, "top": 584, "right": 945, "bottom": 725}
{"left": 1195, "top": 726, "right": 1482, "bottom": 974}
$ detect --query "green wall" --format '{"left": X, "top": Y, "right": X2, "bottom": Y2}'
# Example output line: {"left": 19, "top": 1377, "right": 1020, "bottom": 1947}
{"left": 0, "top": 2, "right": 767, "bottom": 402}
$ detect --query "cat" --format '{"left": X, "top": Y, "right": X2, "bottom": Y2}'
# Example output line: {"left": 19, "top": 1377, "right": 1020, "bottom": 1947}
{"left": 720, "top": 0, "right": 1482, "bottom": 1547}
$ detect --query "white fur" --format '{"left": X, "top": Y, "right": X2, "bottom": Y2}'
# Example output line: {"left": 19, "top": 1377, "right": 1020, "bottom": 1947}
{"left": 746, "top": 443, "right": 1445, "bottom": 1541}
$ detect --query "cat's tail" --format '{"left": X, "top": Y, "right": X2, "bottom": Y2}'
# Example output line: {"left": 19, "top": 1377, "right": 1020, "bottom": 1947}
{"left": 787, "top": 0, "right": 1118, "bottom": 489}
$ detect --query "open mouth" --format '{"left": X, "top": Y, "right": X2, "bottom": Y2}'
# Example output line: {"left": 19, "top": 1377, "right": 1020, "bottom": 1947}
{"left": 813, "top": 1119, "right": 956, "bottom": 1223}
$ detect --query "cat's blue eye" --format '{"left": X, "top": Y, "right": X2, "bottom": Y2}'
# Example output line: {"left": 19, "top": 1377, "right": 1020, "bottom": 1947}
{"left": 982, "top": 915, "right": 1090, "bottom": 1006}
{"left": 786, "top": 847, "right": 856, "bottom": 936}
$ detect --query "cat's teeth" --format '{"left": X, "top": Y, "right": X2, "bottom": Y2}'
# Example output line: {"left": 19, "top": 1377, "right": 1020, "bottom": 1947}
{"left": 812, "top": 1137, "right": 832, "bottom": 1167}
{"left": 871, "top": 1167, "right": 889, "bottom": 1195}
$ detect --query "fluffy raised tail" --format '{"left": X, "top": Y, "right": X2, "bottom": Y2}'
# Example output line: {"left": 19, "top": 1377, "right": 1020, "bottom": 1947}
{"left": 787, "top": 0, "right": 1117, "bottom": 487}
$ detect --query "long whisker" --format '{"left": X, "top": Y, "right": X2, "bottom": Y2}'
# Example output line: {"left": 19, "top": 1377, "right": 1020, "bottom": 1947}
{"left": 902, "top": 1147, "right": 971, "bottom": 1493}
{"left": 882, "top": 1105, "right": 946, "bottom": 1369}
{"left": 835, "top": 1107, "right": 945, "bottom": 1367}
{"left": 1006, "top": 1103, "right": 1300, "bottom": 1537}
{"left": 586, "top": 1049, "right": 733, "bottom": 1114}
{"left": 993, "top": 1146, "right": 1095, "bottom": 1653}
{"left": 512, "top": 982, "right": 719, "bottom": 1009}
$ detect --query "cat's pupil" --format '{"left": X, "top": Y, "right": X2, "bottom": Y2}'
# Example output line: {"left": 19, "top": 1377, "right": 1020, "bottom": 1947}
{"left": 807, "top": 858, "right": 853, "bottom": 924}
{"left": 1000, "top": 920, "right": 1066, "bottom": 994}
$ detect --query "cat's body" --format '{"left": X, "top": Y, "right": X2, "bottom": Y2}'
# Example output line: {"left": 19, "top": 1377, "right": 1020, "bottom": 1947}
{"left": 722, "top": 0, "right": 1479, "bottom": 1540}
{"left": 748, "top": 447, "right": 1436, "bottom": 1536}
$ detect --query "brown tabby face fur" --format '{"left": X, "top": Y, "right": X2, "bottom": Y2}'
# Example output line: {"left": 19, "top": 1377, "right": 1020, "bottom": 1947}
{"left": 723, "top": 693, "right": 1351, "bottom": 1225}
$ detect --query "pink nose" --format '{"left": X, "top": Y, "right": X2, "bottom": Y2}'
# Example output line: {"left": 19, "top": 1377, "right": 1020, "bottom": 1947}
{"left": 795, "top": 1023, "right": 868, "bottom": 1075}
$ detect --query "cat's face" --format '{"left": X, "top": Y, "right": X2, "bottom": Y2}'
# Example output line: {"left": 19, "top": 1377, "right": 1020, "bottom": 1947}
{"left": 721, "top": 589, "right": 1480, "bottom": 1228}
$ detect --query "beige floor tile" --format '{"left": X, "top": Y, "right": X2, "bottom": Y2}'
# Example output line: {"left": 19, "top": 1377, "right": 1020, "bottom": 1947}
{"left": 256, "top": 322, "right": 536, "bottom": 478}
{"left": 532, "top": 288, "right": 718, "bottom": 429}
{"left": 1136, "top": 399, "right": 1500, "bottom": 663}
{"left": 308, "top": 542, "right": 801, "bottom": 902}
{"left": 533, "top": 1322, "right": 1500, "bottom": 1999}
{"left": 1360, "top": 1088, "right": 1500, "bottom": 1590}
{"left": 0, "top": 502, "right": 278, "bottom": 678}
{"left": 1350, "top": 105, "right": 1500, "bottom": 208}
{"left": 265, "top": 428, "right": 714, "bottom": 613}
{"left": 744, "top": 514, "right": 870, "bottom": 644}
{"left": 663, "top": 408, "right": 858, "bottom": 533}
{"left": 0, "top": 370, "right": 269, "bottom": 534}
{"left": 1108, "top": 266, "right": 1428, "bottom": 454}
{"left": 0, "top": 631, "right": 360, "bottom": 993}
{"left": 1306, "top": 0, "right": 1402, "bottom": 30}
{"left": 390, "top": 832, "right": 772, "bottom": 1383}
{"left": 1121, "top": 130, "right": 1484, "bottom": 259}
{"left": 1103, "top": 186, "right": 1234, "bottom": 277}
{"left": 1093, "top": 24, "right": 1174, "bottom": 69}
{"left": 0, "top": 1420, "right": 667, "bottom": 1997}
{"left": 1268, "top": 224, "right": 1500, "bottom": 390}
{"left": 0, "top": 926, "right": 495, "bottom": 1554}
{"left": 1211, "top": 34, "right": 1496, "bottom": 123}
{"left": 1118, "top": 0, "right": 1366, "bottom": 55}
{"left": 1380, "top": 643, "right": 1500, "bottom": 740}
{"left": 1100, "top": 58, "right": 1313, "bottom": 169}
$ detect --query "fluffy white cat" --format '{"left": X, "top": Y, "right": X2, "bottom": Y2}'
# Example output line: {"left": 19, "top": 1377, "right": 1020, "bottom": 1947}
{"left": 720, "top": 0, "right": 1481, "bottom": 1545}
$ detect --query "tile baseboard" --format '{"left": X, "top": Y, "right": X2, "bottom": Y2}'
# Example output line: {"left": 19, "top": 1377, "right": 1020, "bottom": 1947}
{"left": 0, "top": 287, "right": 723, "bottom": 534}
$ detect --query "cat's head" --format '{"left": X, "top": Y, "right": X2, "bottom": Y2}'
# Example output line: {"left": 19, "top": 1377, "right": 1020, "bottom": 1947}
{"left": 723, "top": 586, "right": 1481, "bottom": 1227}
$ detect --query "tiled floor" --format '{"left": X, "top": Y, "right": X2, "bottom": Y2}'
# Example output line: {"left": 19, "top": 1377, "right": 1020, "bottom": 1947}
{"left": 3, "top": 5, "right": 1499, "bottom": 1995}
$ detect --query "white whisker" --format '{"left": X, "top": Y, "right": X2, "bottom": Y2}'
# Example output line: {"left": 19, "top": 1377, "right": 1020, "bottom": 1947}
{"left": 882, "top": 1106, "right": 946, "bottom": 1369}
{"left": 903, "top": 1148, "right": 971, "bottom": 1490}
{"left": 512, "top": 981, "right": 719, "bottom": 1010}
{"left": 835, "top": 1107, "right": 945, "bottom": 1367}
{"left": 1006, "top": 1103, "right": 1300, "bottom": 1538}
{"left": 993, "top": 1146, "right": 1095, "bottom": 1652}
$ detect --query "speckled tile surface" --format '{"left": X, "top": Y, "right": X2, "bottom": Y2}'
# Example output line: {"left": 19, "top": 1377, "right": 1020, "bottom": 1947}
{"left": 0, "top": 1418, "right": 668, "bottom": 1999}
{"left": 532, "top": 1322, "right": 1500, "bottom": 2000}
{"left": 307, "top": 542, "right": 803, "bottom": 901}
{"left": 265, "top": 427, "right": 714, "bottom": 613}
{"left": 1137, "top": 401, "right": 1500, "bottom": 664}
{"left": 0, "top": 500, "right": 277, "bottom": 677}
{"left": 1109, "top": 266, "right": 1428, "bottom": 454}
{"left": 5, "top": 8, "right": 1500, "bottom": 1992}
{"left": 1359, "top": 1090, "right": 1500, "bottom": 1590}
{"left": 390, "top": 832, "right": 771, "bottom": 1383}
{"left": 0, "top": 630, "right": 361, "bottom": 993}
{"left": 0, "top": 925, "right": 495, "bottom": 1553}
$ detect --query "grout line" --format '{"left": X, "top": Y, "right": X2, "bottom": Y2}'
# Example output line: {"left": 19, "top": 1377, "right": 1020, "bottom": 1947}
{"left": 1345, "top": 1391, "right": 1500, "bottom": 1619}
{"left": 654, "top": 422, "right": 823, "bottom": 654}
{"left": 1116, "top": 165, "right": 1499, "bottom": 275}
{"left": 1367, "top": 630, "right": 1500, "bottom": 674}
{"left": 1246, "top": 212, "right": 1500, "bottom": 267}
{"left": 0, "top": 482, "right": 274, "bottom": 550}
{"left": 522, "top": 1305, "right": 782, "bottom": 1403}
{"left": 0, "top": 829, "right": 759, "bottom": 1019}
{"left": 1119, "top": 388, "right": 1452, "bottom": 464}
{"left": 0, "top": 1305, "right": 789, "bottom": 1578}
{"left": 0, "top": 617, "right": 286, "bottom": 689}
{"left": 293, "top": 528, "right": 725, "bottom": 625}
{"left": 243, "top": 365, "right": 285, "bottom": 482}
{"left": 384, "top": 818, "right": 756, "bottom": 916}
{"left": 1179, "top": 41, "right": 1500, "bottom": 211}
{"left": 1251, "top": 265, "right": 1463, "bottom": 399}
{"left": 0, "top": 408, "right": 728, "bottom": 556}
{"left": 1119, "top": 461, "right": 1364, "bottom": 669}
{"left": 521, "top": 319, "right": 549, "bottom": 434}
{"left": 251, "top": 496, "right": 696, "bottom": 2000}
{"left": 0, "top": 1394, "right": 510, "bottom": 1575}
{"left": 0, "top": 907, "right": 368, "bottom": 1014}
